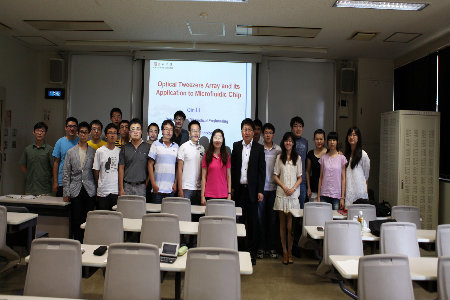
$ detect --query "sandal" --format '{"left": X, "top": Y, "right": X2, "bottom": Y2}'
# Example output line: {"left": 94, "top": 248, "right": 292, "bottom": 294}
{"left": 288, "top": 251, "right": 294, "bottom": 264}
{"left": 282, "top": 253, "right": 288, "bottom": 265}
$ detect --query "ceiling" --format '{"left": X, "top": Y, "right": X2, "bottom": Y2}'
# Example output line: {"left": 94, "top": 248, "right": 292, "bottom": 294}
{"left": 0, "top": 0, "right": 448, "bottom": 60}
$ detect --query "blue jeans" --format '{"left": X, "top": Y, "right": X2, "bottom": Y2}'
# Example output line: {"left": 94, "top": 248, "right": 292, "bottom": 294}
{"left": 299, "top": 181, "right": 307, "bottom": 209}
{"left": 151, "top": 192, "right": 175, "bottom": 204}
{"left": 321, "top": 196, "right": 340, "bottom": 210}
{"left": 257, "top": 191, "right": 277, "bottom": 251}
{"left": 183, "top": 189, "right": 201, "bottom": 206}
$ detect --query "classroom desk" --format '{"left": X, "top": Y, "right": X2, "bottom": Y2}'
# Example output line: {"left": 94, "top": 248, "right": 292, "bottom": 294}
{"left": 329, "top": 255, "right": 438, "bottom": 281}
{"left": 80, "top": 219, "right": 247, "bottom": 237}
{"left": 25, "top": 244, "right": 253, "bottom": 300}
{"left": 112, "top": 203, "right": 243, "bottom": 216}
{"left": 289, "top": 208, "right": 347, "bottom": 219}
{"left": 0, "top": 195, "right": 71, "bottom": 237}
{"left": 304, "top": 226, "right": 436, "bottom": 243}
{"left": 6, "top": 212, "right": 38, "bottom": 251}
{"left": 0, "top": 295, "right": 84, "bottom": 300}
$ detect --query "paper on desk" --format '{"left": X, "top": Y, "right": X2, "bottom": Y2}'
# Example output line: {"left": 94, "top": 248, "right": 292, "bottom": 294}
{"left": 5, "top": 194, "right": 36, "bottom": 199}
{"left": 337, "top": 259, "right": 359, "bottom": 275}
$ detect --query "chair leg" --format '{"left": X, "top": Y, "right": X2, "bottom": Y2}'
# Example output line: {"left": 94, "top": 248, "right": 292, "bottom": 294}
{"left": 338, "top": 280, "right": 358, "bottom": 300}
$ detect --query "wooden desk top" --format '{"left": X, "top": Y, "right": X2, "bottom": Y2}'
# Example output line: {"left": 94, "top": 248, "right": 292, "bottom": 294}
{"left": 329, "top": 255, "right": 438, "bottom": 281}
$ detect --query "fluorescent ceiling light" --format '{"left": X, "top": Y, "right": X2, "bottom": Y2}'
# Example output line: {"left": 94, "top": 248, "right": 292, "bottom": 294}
{"left": 333, "top": 0, "right": 428, "bottom": 11}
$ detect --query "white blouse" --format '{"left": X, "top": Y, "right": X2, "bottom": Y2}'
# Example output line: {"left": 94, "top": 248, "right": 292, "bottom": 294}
{"left": 274, "top": 155, "right": 302, "bottom": 200}
{"left": 345, "top": 150, "right": 370, "bottom": 207}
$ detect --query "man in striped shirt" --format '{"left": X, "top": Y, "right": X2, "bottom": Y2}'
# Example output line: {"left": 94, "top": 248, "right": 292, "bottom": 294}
{"left": 148, "top": 119, "right": 179, "bottom": 204}
{"left": 115, "top": 120, "right": 129, "bottom": 148}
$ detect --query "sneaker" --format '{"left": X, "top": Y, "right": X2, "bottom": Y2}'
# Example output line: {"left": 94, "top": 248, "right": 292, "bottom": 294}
{"left": 256, "top": 250, "right": 264, "bottom": 259}
{"left": 269, "top": 250, "right": 278, "bottom": 259}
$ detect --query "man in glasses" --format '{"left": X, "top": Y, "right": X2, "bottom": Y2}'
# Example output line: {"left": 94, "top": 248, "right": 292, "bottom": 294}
{"left": 177, "top": 120, "right": 204, "bottom": 205}
{"left": 109, "top": 107, "right": 122, "bottom": 128}
{"left": 20, "top": 122, "right": 53, "bottom": 195}
{"left": 93, "top": 123, "right": 120, "bottom": 210}
{"left": 118, "top": 118, "right": 150, "bottom": 197}
{"left": 148, "top": 119, "right": 179, "bottom": 203}
{"left": 52, "top": 117, "right": 79, "bottom": 197}
{"left": 171, "top": 110, "right": 189, "bottom": 146}
{"left": 62, "top": 122, "right": 96, "bottom": 242}
{"left": 87, "top": 120, "right": 106, "bottom": 151}
{"left": 115, "top": 120, "right": 130, "bottom": 148}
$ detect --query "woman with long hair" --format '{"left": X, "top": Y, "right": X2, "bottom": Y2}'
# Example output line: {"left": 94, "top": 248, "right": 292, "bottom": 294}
{"left": 273, "top": 132, "right": 303, "bottom": 265}
{"left": 306, "top": 129, "right": 327, "bottom": 202}
{"left": 318, "top": 132, "right": 347, "bottom": 210}
{"left": 201, "top": 129, "right": 231, "bottom": 205}
{"left": 344, "top": 127, "right": 370, "bottom": 207}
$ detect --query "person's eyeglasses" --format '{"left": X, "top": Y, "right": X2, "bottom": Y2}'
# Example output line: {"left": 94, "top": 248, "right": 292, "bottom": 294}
{"left": 91, "top": 128, "right": 101, "bottom": 132}
{"left": 111, "top": 114, "right": 121, "bottom": 118}
{"left": 120, "top": 126, "right": 129, "bottom": 130}
{"left": 107, "top": 131, "right": 117, "bottom": 135}
{"left": 67, "top": 125, "right": 77, "bottom": 129}
{"left": 79, "top": 130, "right": 89, "bottom": 135}
{"left": 34, "top": 129, "right": 46, "bottom": 134}
{"left": 264, "top": 131, "right": 274, "bottom": 135}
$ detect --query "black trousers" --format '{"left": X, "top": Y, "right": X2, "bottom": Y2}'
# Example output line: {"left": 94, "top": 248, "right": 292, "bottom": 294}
{"left": 236, "top": 184, "right": 259, "bottom": 255}
{"left": 96, "top": 194, "right": 118, "bottom": 210}
{"left": 71, "top": 186, "right": 95, "bottom": 242}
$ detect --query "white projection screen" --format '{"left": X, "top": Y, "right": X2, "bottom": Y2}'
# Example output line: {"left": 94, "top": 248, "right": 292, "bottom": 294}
{"left": 143, "top": 60, "right": 256, "bottom": 147}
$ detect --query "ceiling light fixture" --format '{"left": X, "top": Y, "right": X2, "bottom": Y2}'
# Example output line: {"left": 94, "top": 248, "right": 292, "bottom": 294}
{"left": 333, "top": 0, "right": 428, "bottom": 11}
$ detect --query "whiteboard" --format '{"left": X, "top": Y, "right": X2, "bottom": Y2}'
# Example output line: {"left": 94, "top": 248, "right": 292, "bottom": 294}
{"left": 68, "top": 55, "right": 133, "bottom": 128}
{"left": 260, "top": 59, "right": 335, "bottom": 149}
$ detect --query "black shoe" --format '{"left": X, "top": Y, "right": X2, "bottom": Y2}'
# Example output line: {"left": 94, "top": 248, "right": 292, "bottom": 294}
{"left": 251, "top": 254, "right": 257, "bottom": 265}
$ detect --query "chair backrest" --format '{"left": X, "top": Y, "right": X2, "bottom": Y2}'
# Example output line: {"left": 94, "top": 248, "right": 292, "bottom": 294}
{"left": 103, "top": 243, "right": 160, "bottom": 300}
{"left": 380, "top": 222, "right": 420, "bottom": 257}
{"left": 161, "top": 197, "right": 191, "bottom": 222}
{"left": 24, "top": 238, "right": 82, "bottom": 298}
{"left": 205, "top": 199, "right": 236, "bottom": 218}
{"left": 392, "top": 206, "right": 421, "bottom": 229}
{"left": 184, "top": 247, "right": 240, "bottom": 300}
{"left": 118, "top": 195, "right": 146, "bottom": 202}
{"left": 302, "top": 202, "right": 333, "bottom": 236}
{"left": 197, "top": 216, "right": 237, "bottom": 250}
{"left": 140, "top": 213, "right": 180, "bottom": 248}
{"left": 83, "top": 210, "right": 124, "bottom": 245}
{"left": 347, "top": 204, "right": 377, "bottom": 222}
{"left": 437, "top": 224, "right": 450, "bottom": 257}
{"left": 321, "top": 220, "right": 363, "bottom": 270}
{"left": 116, "top": 198, "right": 146, "bottom": 219}
{"left": 358, "top": 254, "right": 414, "bottom": 300}
{"left": 438, "top": 256, "right": 450, "bottom": 300}
{"left": 0, "top": 206, "right": 7, "bottom": 247}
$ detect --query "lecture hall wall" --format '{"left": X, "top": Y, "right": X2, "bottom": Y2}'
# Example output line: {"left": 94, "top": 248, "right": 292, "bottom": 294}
{"left": 0, "top": 34, "right": 394, "bottom": 198}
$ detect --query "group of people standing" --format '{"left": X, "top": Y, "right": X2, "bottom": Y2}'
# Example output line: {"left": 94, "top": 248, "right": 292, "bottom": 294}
{"left": 19, "top": 108, "right": 370, "bottom": 266}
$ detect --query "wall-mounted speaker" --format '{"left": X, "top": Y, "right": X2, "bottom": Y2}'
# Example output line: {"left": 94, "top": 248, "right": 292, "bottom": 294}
{"left": 340, "top": 68, "right": 355, "bottom": 94}
{"left": 49, "top": 58, "right": 64, "bottom": 84}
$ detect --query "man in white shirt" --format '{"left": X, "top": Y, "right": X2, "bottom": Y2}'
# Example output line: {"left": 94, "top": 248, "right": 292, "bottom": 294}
{"left": 93, "top": 123, "right": 120, "bottom": 210}
{"left": 177, "top": 120, "right": 204, "bottom": 205}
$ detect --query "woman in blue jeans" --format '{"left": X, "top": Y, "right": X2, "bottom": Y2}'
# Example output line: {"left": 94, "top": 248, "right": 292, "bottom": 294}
{"left": 317, "top": 132, "right": 347, "bottom": 210}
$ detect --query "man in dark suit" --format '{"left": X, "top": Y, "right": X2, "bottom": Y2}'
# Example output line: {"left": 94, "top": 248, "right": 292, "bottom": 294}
{"left": 231, "top": 118, "right": 266, "bottom": 265}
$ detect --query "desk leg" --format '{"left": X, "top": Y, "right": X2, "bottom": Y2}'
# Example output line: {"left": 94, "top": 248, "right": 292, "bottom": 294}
{"left": 175, "top": 272, "right": 181, "bottom": 300}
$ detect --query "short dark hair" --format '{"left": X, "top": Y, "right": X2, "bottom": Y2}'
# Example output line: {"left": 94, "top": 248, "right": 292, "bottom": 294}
{"left": 188, "top": 120, "right": 201, "bottom": 131}
{"left": 65, "top": 117, "right": 78, "bottom": 126}
{"left": 90, "top": 119, "right": 103, "bottom": 130}
{"left": 162, "top": 119, "right": 175, "bottom": 129}
{"left": 147, "top": 122, "right": 159, "bottom": 133}
{"left": 174, "top": 110, "right": 186, "bottom": 120}
{"left": 78, "top": 121, "right": 91, "bottom": 133}
{"left": 327, "top": 131, "right": 339, "bottom": 141}
{"left": 110, "top": 108, "right": 122, "bottom": 118}
{"left": 314, "top": 129, "right": 326, "bottom": 138}
{"left": 34, "top": 122, "right": 48, "bottom": 132}
{"left": 262, "top": 123, "right": 275, "bottom": 134}
{"left": 241, "top": 118, "right": 255, "bottom": 130}
{"left": 253, "top": 119, "right": 263, "bottom": 128}
{"left": 104, "top": 123, "right": 118, "bottom": 135}
{"left": 290, "top": 116, "right": 304, "bottom": 128}
{"left": 129, "top": 118, "right": 142, "bottom": 128}
{"left": 119, "top": 120, "right": 130, "bottom": 128}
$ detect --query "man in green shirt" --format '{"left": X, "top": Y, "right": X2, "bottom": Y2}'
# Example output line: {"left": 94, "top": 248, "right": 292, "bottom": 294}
{"left": 20, "top": 122, "right": 54, "bottom": 195}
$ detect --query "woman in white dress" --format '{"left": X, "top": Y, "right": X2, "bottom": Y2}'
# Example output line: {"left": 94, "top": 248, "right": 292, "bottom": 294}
{"left": 273, "top": 132, "right": 302, "bottom": 265}
{"left": 344, "top": 127, "right": 370, "bottom": 207}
